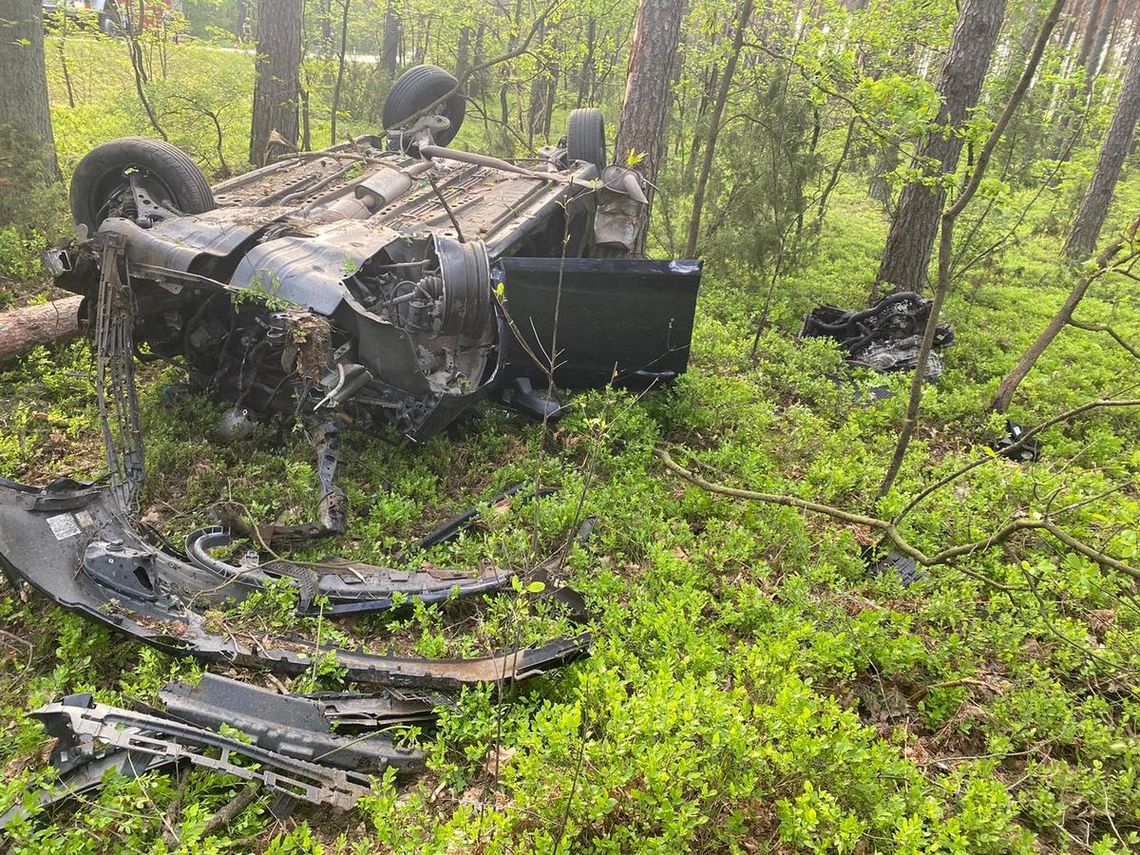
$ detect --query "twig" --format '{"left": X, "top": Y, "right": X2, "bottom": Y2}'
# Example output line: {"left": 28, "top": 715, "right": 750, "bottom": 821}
{"left": 1067, "top": 317, "right": 1140, "bottom": 359}
{"left": 428, "top": 177, "right": 465, "bottom": 242}
{"left": 892, "top": 398, "right": 1140, "bottom": 525}
{"left": 200, "top": 780, "right": 262, "bottom": 839}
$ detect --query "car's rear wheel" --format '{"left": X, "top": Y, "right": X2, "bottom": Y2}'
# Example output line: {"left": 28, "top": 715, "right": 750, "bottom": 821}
{"left": 566, "top": 108, "right": 607, "bottom": 174}
{"left": 382, "top": 65, "right": 466, "bottom": 152}
{"left": 69, "top": 137, "right": 215, "bottom": 232}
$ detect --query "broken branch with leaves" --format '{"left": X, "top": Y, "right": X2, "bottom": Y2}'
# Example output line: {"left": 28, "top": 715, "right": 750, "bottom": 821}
{"left": 654, "top": 446, "right": 1140, "bottom": 585}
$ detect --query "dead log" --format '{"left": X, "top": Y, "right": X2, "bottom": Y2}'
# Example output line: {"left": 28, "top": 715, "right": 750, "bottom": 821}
{"left": 0, "top": 295, "right": 83, "bottom": 363}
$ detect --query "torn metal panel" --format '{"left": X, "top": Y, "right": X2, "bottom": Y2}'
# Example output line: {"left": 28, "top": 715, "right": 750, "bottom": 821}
{"left": 158, "top": 674, "right": 425, "bottom": 773}
{"left": 496, "top": 257, "right": 703, "bottom": 390}
{"left": 0, "top": 477, "right": 591, "bottom": 689}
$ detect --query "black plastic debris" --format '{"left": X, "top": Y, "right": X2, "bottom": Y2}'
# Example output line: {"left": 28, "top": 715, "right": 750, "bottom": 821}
{"left": 869, "top": 550, "right": 927, "bottom": 587}
{"left": 158, "top": 674, "right": 427, "bottom": 774}
{"left": 801, "top": 292, "right": 954, "bottom": 380}
{"left": 992, "top": 421, "right": 1041, "bottom": 462}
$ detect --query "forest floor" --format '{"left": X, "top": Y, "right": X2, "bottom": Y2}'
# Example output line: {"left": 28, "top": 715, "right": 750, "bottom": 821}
{"left": 1, "top": 35, "right": 1140, "bottom": 855}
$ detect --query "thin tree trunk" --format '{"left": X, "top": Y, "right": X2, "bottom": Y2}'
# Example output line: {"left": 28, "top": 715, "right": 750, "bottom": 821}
{"left": 1063, "top": 29, "right": 1140, "bottom": 257}
{"left": 994, "top": 216, "right": 1139, "bottom": 413}
{"left": 456, "top": 26, "right": 473, "bottom": 83}
{"left": 613, "top": 0, "right": 688, "bottom": 256}
{"left": 685, "top": 0, "right": 753, "bottom": 259}
{"left": 382, "top": 0, "right": 400, "bottom": 77}
{"left": 1085, "top": 0, "right": 1118, "bottom": 78}
{"left": 330, "top": 0, "right": 352, "bottom": 146}
{"left": 877, "top": 0, "right": 1065, "bottom": 498}
{"left": 577, "top": 17, "right": 596, "bottom": 108}
{"left": 250, "top": 0, "right": 303, "bottom": 165}
{"left": 875, "top": 0, "right": 1007, "bottom": 294}
{"left": 235, "top": 0, "right": 248, "bottom": 39}
{"left": 816, "top": 116, "right": 858, "bottom": 229}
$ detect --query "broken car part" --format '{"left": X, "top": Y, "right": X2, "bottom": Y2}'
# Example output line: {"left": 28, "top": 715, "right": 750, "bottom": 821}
{"left": 801, "top": 292, "right": 954, "bottom": 380}
{"left": 992, "top": 420, "right": 1041, "bottom": 462}
{"left": 11, "top": 693, "right": 376, "bottom": 821}
{"left": 0, "top": 676, "right": 446, "bottom": 828}
{"left": 0, "top": 476, "right": 591, "bottom": 689}
{"left": 158, "top": 673, "right": 425, "bottom": 773}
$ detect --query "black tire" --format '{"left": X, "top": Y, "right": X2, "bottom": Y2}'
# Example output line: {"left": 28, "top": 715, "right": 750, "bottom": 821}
{"left": 566, "top": 108, "right": 606, "bottom": 174}
{"left": 382, "top": 65, "right": 466, "bottom": 151}
{"left": 69, "top": 137, "right": 215, "bottom": 232}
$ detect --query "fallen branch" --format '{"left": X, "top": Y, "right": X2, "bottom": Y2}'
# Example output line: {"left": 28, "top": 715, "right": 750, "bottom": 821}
{"left": 654, "top": 446, "right": 1140, "bottom": 584}
{"left": 200, "top": 780, "right": 261, "bottom": 839}
{"left": 0, "top": 295, "right": 83, "bottom": 363}
{"left": 992, "top": 215, "right": 1140, "bottom": 414}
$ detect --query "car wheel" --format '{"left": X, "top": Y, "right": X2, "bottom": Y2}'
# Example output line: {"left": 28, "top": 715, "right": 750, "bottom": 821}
{"left": 566, "top": 108, "right": 606, "bottom": 174}
{"left": 69, "top": 137, "right": 215, "bottom": 232}
{"left": 382, "top": 65, "right": 466, "bottom": 151}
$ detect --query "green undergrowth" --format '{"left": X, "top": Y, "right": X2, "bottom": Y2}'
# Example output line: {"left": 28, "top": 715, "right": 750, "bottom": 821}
{"left": 2, "top": 170, "right": 1139, "bottom": 852}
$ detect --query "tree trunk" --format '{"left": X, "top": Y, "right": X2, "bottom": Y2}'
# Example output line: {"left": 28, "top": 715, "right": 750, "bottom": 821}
{"left": 456, "top": 26, "right": 473, "bottom": 83}
{"left": 1085, "top": 0, "right": 1117, "bottom": 78}
{"left": 0, "top": 0, "right": 58, "bottom": 184}
{"left": 1063, "top": 32, "right": 1140, "bottom": 258}
{"left": 0, "top": 297, "right": 82, "bottom": 363}
{"left": 382, "top": 0, "right": 400, "bottom": 77}
{"left": 250, "top": 0, "right": 303, "bottom": 165}
{"left": 577, "top": 17, "right": 596, "bottom": 108}
{"left": 995, "top": 216, "right": 1140, "bottom": 413}
{"left": 875, "top": 0, "right": 1007, "bottom": 294}
{"left": 330, "top": 0, "right": 352, "bottom": 146}
{"left": 321, "top": 0, "right": 335, "bottom": 55}
{"left": 613, "top": 0, "right": 688, "bottom": 256}
{"left": 235, "top": 0, "right": 248, "bottom": 39}
{"left": 685, "top": 0, "right": 753, "bottom": 259}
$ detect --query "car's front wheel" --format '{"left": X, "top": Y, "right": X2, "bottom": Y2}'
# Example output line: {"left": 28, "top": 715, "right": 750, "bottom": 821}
{"left": 382, "top": 64, "right": 466, "bottom": 152}
{"left": 69, "top": 137, "right": 215, "bottom": 232}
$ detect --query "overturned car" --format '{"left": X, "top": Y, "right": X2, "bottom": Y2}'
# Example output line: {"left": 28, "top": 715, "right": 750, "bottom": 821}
{"left": 48, "top": 66, "right": 701, "bottom": 443}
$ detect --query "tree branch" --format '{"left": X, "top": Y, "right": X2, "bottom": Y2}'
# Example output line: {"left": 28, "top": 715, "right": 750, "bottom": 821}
{"left": 1067, "top": 317, "right": 1140, "bottom": 359}
{"left": 655, "top": 445, "right": 1140, "bottom": 584}
{"left": 892, "top": 398, "right": 1140, "bottom": 524}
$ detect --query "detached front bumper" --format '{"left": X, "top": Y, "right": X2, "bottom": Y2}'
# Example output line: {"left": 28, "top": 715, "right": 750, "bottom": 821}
{"left": 0, "top": 477, "right": 590, "bottom": 689}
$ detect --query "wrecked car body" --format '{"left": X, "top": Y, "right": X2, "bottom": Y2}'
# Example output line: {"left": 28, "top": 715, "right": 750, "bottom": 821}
{"left": 801, "top": 291, "right": 954, "bottom": 380}
{"left": 40, "top": 67, "right": 700, "bottom": 546}
{"left": 46, "top": 94, "right": 701, "bottom": 446}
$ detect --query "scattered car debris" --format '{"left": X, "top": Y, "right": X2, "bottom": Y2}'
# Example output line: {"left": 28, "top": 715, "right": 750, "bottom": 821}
{"left": 0, "top": 474, "right": 591, "bottom": 687}
{"left": 1, "top": 691, "right": 378, "bottom": 826}
{"left": 158, "top": 673, "right": 427, "bottom": 774}
{"left": 992, "top": 420, "right": 1041, "bottom": 462}
{"left": 801, "top": 292, "right": 954, "bottom": 380}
